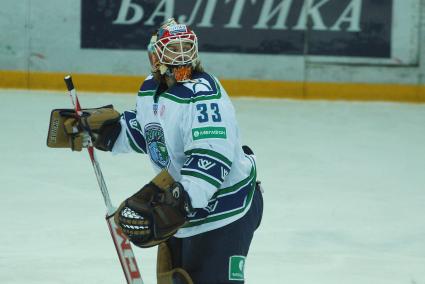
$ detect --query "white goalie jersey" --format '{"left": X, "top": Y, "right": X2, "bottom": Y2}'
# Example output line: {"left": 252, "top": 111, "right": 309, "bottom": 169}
{"left": 112, "top": 71, "right": 257, "bottom": 238}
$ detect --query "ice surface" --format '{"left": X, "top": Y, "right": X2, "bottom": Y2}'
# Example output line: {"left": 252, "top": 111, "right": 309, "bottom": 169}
{"left": 1, "top": 89, "right": 425, "bottom": 284}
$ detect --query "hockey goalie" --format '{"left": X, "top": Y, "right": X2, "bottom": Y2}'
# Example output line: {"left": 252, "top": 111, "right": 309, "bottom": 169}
{"left": 47, "top": 18, "right": 263, "bottom": 284}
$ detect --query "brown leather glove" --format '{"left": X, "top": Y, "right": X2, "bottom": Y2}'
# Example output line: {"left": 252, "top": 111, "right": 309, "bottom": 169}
{"left": 114, "top": 170, "right": 193, "bottom": 248}
{"left": 47, "top": 105, "right": 121, "bottom": 151}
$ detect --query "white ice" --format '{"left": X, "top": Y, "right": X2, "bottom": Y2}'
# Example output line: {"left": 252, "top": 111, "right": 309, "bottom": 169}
{"left": 1, "top": 89, "right": 425, "bottom": 284}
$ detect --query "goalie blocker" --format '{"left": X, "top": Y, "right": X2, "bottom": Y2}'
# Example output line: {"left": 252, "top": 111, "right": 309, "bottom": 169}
{"left": 46, "top": 105, "right": 121, "bottom": 151}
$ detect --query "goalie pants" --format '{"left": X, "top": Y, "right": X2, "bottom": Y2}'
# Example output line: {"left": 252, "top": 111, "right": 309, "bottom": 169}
{"left": 166, "top": 187, "right": 263, "bottom": 284}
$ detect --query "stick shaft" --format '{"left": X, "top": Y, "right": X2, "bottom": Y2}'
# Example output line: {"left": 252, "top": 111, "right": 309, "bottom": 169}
{"left": 65, "top": 75, "right": 114, "bottom": 212}
{"left": 64, "top": 75, "right": 143, "bottom": 284}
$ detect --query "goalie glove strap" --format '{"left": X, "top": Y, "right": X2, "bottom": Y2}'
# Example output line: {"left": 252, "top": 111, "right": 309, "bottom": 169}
{"left": 92, "top": 120, "right": 121, "bottom": 151}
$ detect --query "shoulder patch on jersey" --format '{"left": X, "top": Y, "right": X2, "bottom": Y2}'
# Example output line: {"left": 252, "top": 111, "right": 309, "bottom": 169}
{"left": 161, "top": 72, "right": 222, "bottom": 104}
{"left": 183, "top": 78, "right": 213, "bottom": 93}
{"left": 144, "top": 123, "right": 170, "bottom": 169}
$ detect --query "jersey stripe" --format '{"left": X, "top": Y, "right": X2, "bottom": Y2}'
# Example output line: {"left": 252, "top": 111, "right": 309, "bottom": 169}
{"left": 137, "top": 74, "right": 222, "bottom": 104}
{"left": 126, "top": 132, "right": 144, "bottom": 153}
{"left": 182, "top": 156, "right": 257, "bottom": 228}
{"left": 122, "top": 111, "right": 147, "bottom": 153}
{"left": 181, "top": 170, "right": 221, "bottom": 188}
{"left": 138, "top": 90, "right": 154, "bottom": 97}
{"left": 184, "top": 148, "right": 232, "bottom": 167}
{"left": 161, "top": 89, "right": 221, "bottom": 103}
{"left": 213, "top": 160, "right": 255, "bottom": 197}
{"left": 181, "top": 153, "right": 231, "bottom": 187}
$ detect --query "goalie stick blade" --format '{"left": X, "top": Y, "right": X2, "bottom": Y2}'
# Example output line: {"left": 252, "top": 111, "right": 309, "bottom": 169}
{"left": 106, "top": 214, "right": 144, "bottom": 284}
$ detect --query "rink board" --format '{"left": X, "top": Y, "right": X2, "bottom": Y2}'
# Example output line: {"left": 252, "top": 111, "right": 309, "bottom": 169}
{"left": 1, "top": 70, "right": 424, "bottom": 103}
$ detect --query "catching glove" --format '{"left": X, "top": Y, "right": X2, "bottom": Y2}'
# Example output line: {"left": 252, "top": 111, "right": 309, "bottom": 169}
{"left": 115, "top": 170, "right": 193, "bottom": 248}
{"left": 47, "top": 105, "right": 121, "bottom": 151}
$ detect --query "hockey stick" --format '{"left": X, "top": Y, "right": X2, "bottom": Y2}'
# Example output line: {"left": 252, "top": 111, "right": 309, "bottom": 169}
{"left": 64, "top": 75, "right": 143, "bottom": 284}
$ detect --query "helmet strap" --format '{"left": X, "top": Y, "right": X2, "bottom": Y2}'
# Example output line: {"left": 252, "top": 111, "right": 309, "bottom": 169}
{"left": 159, "top": 64, "right": 168, "bottom": 75}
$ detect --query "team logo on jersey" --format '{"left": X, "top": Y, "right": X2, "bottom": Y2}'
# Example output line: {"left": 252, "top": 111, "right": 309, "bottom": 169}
{"left": 183, "top": 157, "right": 194, "bottom": 167}
{"left": 197, "top": 159, "right": 216, "bottom": 171}
{"left": 204, "top": 200, "right": 218, "bottom": 213}
{"left": 183, "top": 78, "right": 213, "bottom": 94}
{"left": 144, "top": 123, "right": 170, "bottom": 169}
{"left": 221, "top": 167, "right": 229, "bottom": 180}
{"left": 129, "top": 118, "right": 142, "bottom": 131}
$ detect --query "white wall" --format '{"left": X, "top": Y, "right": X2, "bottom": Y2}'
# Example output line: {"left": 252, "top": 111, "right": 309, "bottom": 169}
{"left": 0, "top": 0, "right": 423, "bottom": 85}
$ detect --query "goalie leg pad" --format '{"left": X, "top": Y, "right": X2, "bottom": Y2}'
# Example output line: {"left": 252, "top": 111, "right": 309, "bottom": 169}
{"left": 157, "top": 243, "right": 193, "bottom": 284}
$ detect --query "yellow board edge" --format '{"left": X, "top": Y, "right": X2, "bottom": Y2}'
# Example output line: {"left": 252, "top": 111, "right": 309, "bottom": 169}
{"left": 1, "top": 70, "right": 425, "bottom": 103}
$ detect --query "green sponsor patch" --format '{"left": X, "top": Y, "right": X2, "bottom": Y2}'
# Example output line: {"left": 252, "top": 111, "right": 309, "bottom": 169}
{"left": 229, "top": 255, "right": 245, "bottom": 281}
{"left": 192, "top": 127, "right": 227, "bottom": 140}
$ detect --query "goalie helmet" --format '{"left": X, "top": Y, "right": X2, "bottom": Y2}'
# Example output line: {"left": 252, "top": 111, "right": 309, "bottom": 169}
{"left": 148, "top": 18, "right": 199, "bottom": 82}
